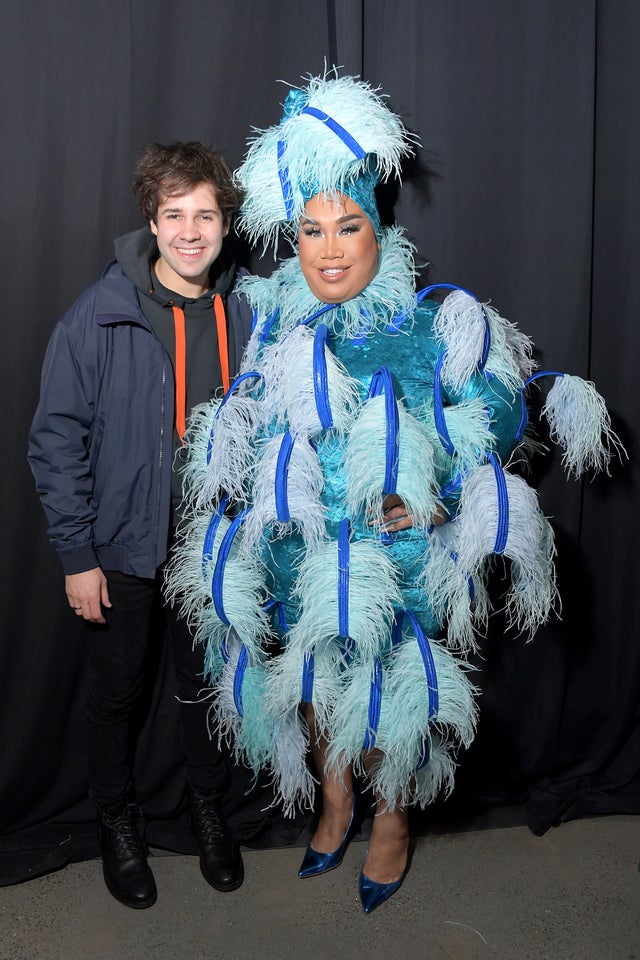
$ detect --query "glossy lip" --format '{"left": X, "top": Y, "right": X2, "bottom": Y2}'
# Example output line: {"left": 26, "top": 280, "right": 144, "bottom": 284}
{"left": 317, "top": 265, "right": 350, "bottom": 282}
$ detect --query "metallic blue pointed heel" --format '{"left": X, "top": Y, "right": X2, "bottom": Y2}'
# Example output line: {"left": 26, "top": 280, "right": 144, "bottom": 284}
{"left": 358, "top": 869, "right": 405, "bottom": 914}
{"left": 298, "top": 797, "right": 357, "bottom": 879}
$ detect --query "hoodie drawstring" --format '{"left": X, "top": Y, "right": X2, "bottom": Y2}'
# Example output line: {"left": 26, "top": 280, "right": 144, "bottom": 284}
{"left": 172, "top": 294, "right": 229, "bottom": 445}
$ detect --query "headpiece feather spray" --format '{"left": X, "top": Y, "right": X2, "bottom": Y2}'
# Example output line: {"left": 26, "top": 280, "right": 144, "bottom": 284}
{"left": 235, "top": 69, "right": 417, "bottom": 249}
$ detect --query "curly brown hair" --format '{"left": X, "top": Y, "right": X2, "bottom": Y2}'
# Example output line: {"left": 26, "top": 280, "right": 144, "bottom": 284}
{"left": 132, "top": 141, "right": 243, "bottom": 222}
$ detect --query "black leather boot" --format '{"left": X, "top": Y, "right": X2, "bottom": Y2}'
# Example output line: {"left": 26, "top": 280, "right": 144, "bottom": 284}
{"left": 189, "top": 786, "right": 244, "bottom": 892}
{"left": 97, "top": 805, "right": 157, "bottom": 909}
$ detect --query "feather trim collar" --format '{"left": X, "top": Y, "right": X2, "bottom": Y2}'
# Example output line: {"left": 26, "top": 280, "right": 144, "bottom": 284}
{"left": 237, "top": 226, "right": 418, "bottom": 342}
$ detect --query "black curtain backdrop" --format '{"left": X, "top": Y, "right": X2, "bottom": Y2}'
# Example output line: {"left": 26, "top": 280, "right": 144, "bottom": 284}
{"left": 1, "top": 0, "right": 638, "bottom": 884}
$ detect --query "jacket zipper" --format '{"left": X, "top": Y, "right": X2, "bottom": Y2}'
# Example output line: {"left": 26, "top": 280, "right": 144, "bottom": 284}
{"left": 154, "top": 362, "right": 166, "bottom": 562}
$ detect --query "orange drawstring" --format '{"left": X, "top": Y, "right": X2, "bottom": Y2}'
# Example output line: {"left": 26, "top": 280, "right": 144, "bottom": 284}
{"left": 172, "top": 296, "right": 230, "bottom": 445}
{"left": 171, "top": 305, "right": 187, "bottom": 443}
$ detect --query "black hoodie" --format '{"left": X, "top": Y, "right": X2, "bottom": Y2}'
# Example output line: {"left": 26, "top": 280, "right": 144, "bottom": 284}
{"left": 114, "top": 226, "right": 252, "bottom": 516}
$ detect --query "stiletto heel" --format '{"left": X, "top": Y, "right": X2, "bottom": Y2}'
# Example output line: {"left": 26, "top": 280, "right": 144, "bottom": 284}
{"left": 298, "top": 796, "right": 357, "bottom": 878}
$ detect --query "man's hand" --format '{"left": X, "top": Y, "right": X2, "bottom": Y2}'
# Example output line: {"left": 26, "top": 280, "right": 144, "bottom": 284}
{"left": 65, "top": 568, "right": 112, "bottom": 624}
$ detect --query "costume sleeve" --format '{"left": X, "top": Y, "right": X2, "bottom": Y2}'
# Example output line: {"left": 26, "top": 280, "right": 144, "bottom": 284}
{"left": 433, "top": 371, "right": 526, "bottom": 515}
{"left": 410, "top": 298, "right": 528, "bottom": 516}
{"left": 27, "top": 296, "right": 102, "bottom": 574}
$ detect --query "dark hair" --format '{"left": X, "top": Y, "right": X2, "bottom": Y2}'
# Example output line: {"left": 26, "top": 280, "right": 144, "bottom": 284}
{"left": 131, "top": 141, "right": 243, "bottom": 221}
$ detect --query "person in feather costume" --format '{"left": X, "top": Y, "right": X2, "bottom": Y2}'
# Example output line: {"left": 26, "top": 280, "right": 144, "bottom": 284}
{"left": 166, "top": 70, "right": 620, "bottom": 913}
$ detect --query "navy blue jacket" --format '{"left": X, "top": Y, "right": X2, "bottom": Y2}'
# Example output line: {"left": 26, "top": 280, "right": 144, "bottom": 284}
{"left": 28, "top": 256, "right": 252, "bottom": 578}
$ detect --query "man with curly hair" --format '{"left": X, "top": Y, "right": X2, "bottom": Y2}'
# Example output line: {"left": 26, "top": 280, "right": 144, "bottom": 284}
{"left": 28, "top": 141, "right": 252, "bottom": 909}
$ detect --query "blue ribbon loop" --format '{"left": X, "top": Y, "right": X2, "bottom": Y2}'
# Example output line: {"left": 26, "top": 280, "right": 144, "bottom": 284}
{"left": 202, "top": 495, "right": 229, "bottom": 577}
{"left": 211, "top": 507, "right": 250, "bottom": 624}
{"left": 368, "top": 366, "right": 399, "bottom": 495}
{"left": 313, "top": 324, "right": 334, "bottom": 429}
{"left": 515, "top": 387, "right": 529, "bottom": 442}
{"left": 301, "top": 651, "right": 315, "bottom": 704}
{"left": 362, "top": 656, "right": 383, "bottom": 750}
{"left": 300, "top": 106, "right": 366, "bottom": 158}
{"left": 233, "top": 644, "right": 249, "bottom": 717}
{"left": 433, "top": 351, "right": 455, "bottom": 455}
{"left": 259, "top": 308, "right": 281, "bottom": 344}
{"left": 274, "top": 432, "right": 295, "bottom": 522}
{"left": 489, "top": 454, "right": 509, "bottom": 554}
{"left": 524, "top": 370, "right": 565, "bottom": 387}
{"left": 404, "top": 610, "right": 439, "bottom": 720}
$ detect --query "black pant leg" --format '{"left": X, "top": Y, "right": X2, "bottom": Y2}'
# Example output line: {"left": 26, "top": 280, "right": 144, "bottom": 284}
{"left": 164, "top": 598, "right": 230, "bottom": 795}
{"left": 85, "top": 570, "right": 158, "bottom": 808}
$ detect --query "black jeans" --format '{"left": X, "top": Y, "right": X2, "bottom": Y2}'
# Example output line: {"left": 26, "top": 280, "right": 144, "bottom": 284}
{"left": 85, "top": 568, "right": 228, "bottom": 809}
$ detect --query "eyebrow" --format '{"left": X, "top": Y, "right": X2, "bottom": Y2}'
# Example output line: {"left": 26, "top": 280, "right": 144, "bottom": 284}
{"left": 300, "top": 212, "right": 364, "bottom": 225}
{"left": 160, "top": 206, "right": 218, "bottom": 215}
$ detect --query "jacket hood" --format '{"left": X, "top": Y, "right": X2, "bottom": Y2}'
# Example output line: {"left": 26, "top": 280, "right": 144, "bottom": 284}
{"left": 113, "top": 226, "right": 238, "bottom": 304}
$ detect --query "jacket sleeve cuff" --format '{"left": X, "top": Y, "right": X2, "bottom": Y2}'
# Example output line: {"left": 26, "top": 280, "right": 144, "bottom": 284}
{"left": 56, "top": 543, "right": 100, "bottom": 576}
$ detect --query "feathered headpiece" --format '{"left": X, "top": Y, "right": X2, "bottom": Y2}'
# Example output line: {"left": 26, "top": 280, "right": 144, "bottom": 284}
{"left": 235, "top": 70, "right": 417, "bottom": 249}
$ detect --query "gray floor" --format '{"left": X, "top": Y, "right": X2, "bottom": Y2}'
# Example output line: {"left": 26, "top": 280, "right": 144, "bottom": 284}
{"left": 2, "top": 815, "right": 639, "bottom": 960}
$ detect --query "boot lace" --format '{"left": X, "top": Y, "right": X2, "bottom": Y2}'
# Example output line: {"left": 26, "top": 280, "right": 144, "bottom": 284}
{"left": 102, "top": 808, "right": 146, "bottom": 861}
{"left": 191, "top": 791, "right": 227, "bottom": 845}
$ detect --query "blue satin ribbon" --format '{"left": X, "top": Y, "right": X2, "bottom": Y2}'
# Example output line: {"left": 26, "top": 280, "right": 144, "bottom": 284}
{"left": 313, "top": 324, "right": 334, "bottom": 429}
{"left": 300, "top": 106, "right": 366, "bottom": 158}
{"left": 201, "top": 495, "right": 229, "bottom": 577}
{"left": 489, "top": 454, "right": 509, "bottom": 554}
{"left": 259, "top": 308, "right": 281, "bottom": 343}
{"left": 274, "top": 432, "right": 295, "bottom": 522}
{"left": 404, "top": 610, "right": 439, "bottom": 721}
{"left": 211, "top": 507, "right": 250, "bottom": 624}
{"left": 233, "top": 644, "right": 249, "bottom": 717}
{"left": 362, "top": 656, "right": 383, "bottom": 750}
{"left": 433, "top": 351, "right": 455, "bottom": 455}
{"left": 368, "top": 366, "right": 399, "bottom": 495}
{"left": 516, "top": 387, "right": 529, "bottom": 442}
{"left": 301, "top": 651, "right": 315, "bottom": 704}
{"left": 299, "top": 303, "right": 335, "bottom": 327}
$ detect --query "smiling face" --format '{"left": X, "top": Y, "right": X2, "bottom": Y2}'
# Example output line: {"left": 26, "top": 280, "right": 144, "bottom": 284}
{"left": 150, "top": 182, "right": 229, "bottom": 297}
{"left": 297, "top": 193, "right": 380, "bottom": 304}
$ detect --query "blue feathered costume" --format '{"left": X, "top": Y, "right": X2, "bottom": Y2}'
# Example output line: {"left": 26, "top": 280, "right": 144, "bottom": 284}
{"left": 166, "top": 73, "right": 618, "bottom": 817}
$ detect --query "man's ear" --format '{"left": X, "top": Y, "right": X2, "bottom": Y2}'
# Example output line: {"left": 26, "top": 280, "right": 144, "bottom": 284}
{"left": 222, "top": 216, "right": 231, "bottom": 238}
{"left": 150, "top": 219, "right": 158, "bottom": 236}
